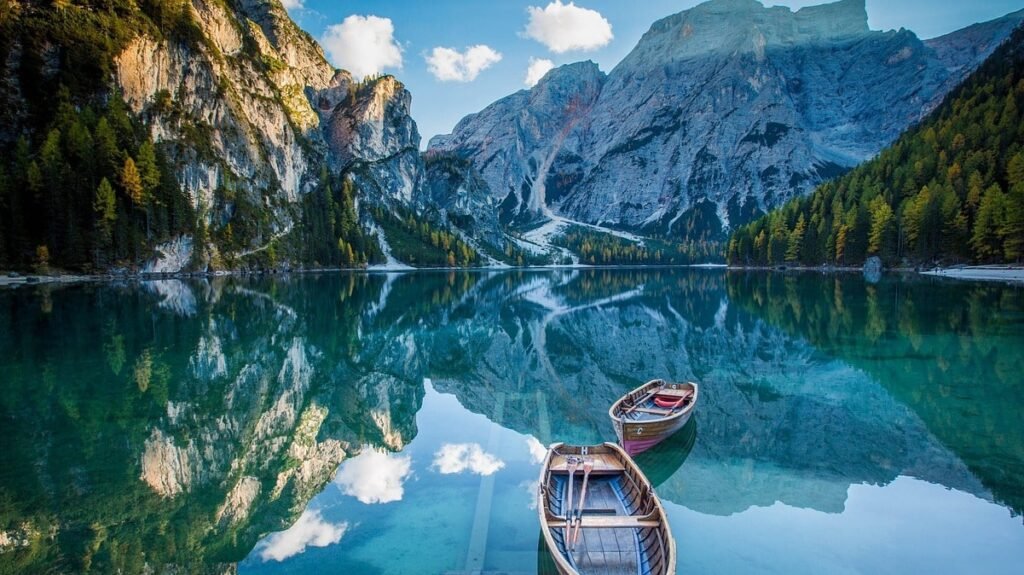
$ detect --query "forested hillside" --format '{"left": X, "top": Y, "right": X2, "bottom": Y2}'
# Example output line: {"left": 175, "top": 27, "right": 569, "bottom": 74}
{"left": 0, "top": 1, "right": 473, "bottom": 273}
{"left": 0, "top": 0, "right": 199, "bottom": 271}
{"left": 727, "top": 24, "right": 1024, "bottom": 267}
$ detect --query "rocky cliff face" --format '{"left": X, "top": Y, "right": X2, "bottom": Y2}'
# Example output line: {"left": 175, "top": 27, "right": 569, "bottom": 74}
{"left": 429, "top": 0, "right": 1023, "bottom": 240}
{"left": 429, "top": 61, "right": 606, "bottom": 227}
{"left": 323, "top": 76, "right": 423, "bottom": 204}
{"left": 2, "top": 0, "right": 426, "bottom": 271}
{"left": 118, "top": 1, "right": 426, "bottom": 269}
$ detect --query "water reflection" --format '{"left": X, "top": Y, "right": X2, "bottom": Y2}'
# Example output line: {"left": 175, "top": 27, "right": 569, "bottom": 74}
{"left": 0, "top": 269, "right": 1021, "bottom": 573}
{"left": 633, "top": 419, "right": 698, "bottom": 489}
{"left": 332, "top": 450, "right": 412, "bottom": 504}
{"left": 254, "top": 509, "right": 348, "bottom": 563}
{"left": 725, "top": 271, "right": 1024, "bottom": 516}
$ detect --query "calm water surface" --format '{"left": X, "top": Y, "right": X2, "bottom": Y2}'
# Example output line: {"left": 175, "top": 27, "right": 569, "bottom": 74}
{"left": 0, "top": 269, "right": 1022, "bottom": 574}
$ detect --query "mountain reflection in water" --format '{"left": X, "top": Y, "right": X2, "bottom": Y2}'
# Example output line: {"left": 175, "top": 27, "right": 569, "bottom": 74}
{"left": 0, "top": 269, "right": 1021, "bottom": 574}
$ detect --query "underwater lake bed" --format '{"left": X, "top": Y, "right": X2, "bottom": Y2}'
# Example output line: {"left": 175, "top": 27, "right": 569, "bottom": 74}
{"left": 0, "top": 269, "right": 1022, "bottom": 574}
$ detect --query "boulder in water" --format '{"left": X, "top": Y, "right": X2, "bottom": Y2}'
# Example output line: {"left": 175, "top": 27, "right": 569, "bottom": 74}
{"left": 863, "top": 256, "right": 883, "bottom": 283}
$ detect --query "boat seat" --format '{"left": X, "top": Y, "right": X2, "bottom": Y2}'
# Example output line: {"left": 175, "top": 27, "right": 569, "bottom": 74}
{"left": 547, "top": 516, "right": 661, "bottom": 529}
{"left": 549, "top": 454, "right": 626, "bottom": 473}
{"left": 631, "top": 407, "right": 675, "bottom": 416}
{"left": 581, "top": 507, "right": 618, "bottom": 515}
{"left": 655, "top": 388, "right": 693, "bottom": 398}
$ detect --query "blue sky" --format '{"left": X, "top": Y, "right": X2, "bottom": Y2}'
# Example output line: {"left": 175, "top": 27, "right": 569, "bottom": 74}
{"left": 284, "top": 0, "right": 1024, "bottom": 145}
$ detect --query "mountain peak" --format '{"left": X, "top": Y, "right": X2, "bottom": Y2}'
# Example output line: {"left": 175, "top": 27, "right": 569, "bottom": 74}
{"left": 792, "top": 0, "right": 869, "bottom": 38}
{"left": 533, "top": 60, "right": 606, "bottom": 91}
{"left": 633, "top": 0, "right": 870, "bottom": 66}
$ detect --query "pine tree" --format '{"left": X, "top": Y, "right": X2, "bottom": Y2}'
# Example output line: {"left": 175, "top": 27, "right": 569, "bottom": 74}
{"left": 94, "top": 117, "right": 121, "bottom": 176}
{"left": 121, "top": 157, "right": 145, "bottom": 206}
{"left": 39, "top": 129, "right": 64, "bottom": 251}
{"left": 867, "top": 196, "right": 894, "bottom": 257}
{"left": 0, "top": 164, "right": 7, "bottom": 265}
{"left": 1008, "top": 151, "right": 1024, "bottom": 187}
{"left": 1002, "top": 182, "right": 1024, "bottom": 261}
{"left": 136, "top": 142, "right": 160, "bottom": 238}
{"left": 137, "top": 142, "right": 160, "bottom": 192}
{"left": 971, "top": 184, "right": 1006, "bottom": 260}
{"left": 785, "top": 214, "right": 806, "bottom": 262}
{"left": 835, "top": 225, "right": 849, "bottom": 264}
{"left": 767, "top": 218, "right": 788, "bottom": 264}
{"left": 93, "top": 178, "right": 117, "bottom": 258}
{"left": 754, "top": 230, "right": 767, "bottom": 264}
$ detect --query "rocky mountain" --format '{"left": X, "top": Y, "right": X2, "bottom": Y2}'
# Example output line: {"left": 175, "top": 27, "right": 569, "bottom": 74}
{"left": 0, "top": 0, "right": 445, "bottom": 273}
{"left": 2, "top": 0, "right": 1021, "bottom": 272}
{"left": 728, "top": 22, "right": 1024, "bottom": 267}
{"left": 428, "top": 0, "right": 1024, "bottom": 242}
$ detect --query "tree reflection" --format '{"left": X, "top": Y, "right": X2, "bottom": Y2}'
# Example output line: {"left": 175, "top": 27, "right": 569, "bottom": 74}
{"left": 726, "top": 271, "right": 1024, "bottom": 517}
{"left": 1, "top": 269, "right": 1020, "bottom": 573}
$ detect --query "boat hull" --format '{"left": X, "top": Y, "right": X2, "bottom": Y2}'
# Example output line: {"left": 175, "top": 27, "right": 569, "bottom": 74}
{"left": 609, "top": 380, "right": 699, "bottom": 456}
{"left": 615, "top": 408, "right": 694, "bottom": 455}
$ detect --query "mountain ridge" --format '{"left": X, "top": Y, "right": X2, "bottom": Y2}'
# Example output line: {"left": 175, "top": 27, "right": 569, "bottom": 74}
{"left": 428, "top": 0, "right": 1024, "bottom": 247}
{"left": 0, "top": 0, "right": 472, "bottom": 273}
{"left": 728, "top": 20, "right": 1024, "bottom": 267}
{"left": 1, "top": 0, "right": 1021, "bottom": 272}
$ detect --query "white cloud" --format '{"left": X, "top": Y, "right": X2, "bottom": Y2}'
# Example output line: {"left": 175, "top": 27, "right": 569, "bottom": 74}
{"left": 258, "top": 509, "right": 347, "bottom": 562}
{"left": 523, "top": 1, "right": 613, "bottom": 54}
{"left": 432, "top": 443, "right": 505, "bottom": 476}
{"left": 280, "top": 0, "right": 303, "bottom": 10}
{"left": 426, "top": 45, "right": 503, "bottom": 82}
{"left": 526, "top": 436, "right": 548, "bottom": 464}
{"left": 334, "top": 449, "right": 413, "bottom": 504}
{"left": 524, "top": 57, "right": 555, "bottom": 87}
{"left": 522, "top": 479, "right": 541, "bottom": 510}
{"left": 321, "top": 15, "right": 403, "bottom": 79}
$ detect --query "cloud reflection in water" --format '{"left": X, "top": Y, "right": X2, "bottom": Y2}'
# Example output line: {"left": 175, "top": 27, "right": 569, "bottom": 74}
{"left": 257, "top": 509, "right": 348, "bottom": 562}
{"left": 333, "top": 449, "right": 413, "bottom": 504}
{"left": 432, "top": 443, "right": 505, "bottom": 475}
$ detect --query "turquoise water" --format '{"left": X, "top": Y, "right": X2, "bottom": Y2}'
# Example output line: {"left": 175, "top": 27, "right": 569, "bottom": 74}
{"left": 0, "top": 269, "right": 1022, "bottom": 574}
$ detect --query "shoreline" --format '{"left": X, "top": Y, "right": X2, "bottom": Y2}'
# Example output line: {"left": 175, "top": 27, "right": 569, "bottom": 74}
{"left": 0, "top": 263, "right": 729, "bottom": 287}
{"left": 4, "top": 263, "right": 1022, "bottom": 287}
{"left": 919, "top": 265, "right": 1024, "bottom": 284}
{"left": 727, "top": 263, "right": 1024, "bottom": 284}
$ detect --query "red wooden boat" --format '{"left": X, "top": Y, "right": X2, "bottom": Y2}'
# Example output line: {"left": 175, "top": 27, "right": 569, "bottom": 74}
{"left": 609, "top": 379, "right": 698, "bottom": 455}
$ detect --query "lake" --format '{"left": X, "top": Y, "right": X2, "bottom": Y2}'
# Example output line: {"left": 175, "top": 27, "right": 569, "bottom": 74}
{"left": 0, "top": 269, "right": 1022, "bottom": 574}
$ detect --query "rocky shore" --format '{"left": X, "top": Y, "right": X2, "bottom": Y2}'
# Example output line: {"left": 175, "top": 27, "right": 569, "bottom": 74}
{"left": 920, "top": 265, "right": 1024, "bottom": 283}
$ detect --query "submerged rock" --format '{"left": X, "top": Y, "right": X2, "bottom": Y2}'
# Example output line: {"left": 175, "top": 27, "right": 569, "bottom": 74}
{"left": 863, "top": 256, "right": 883, "bottom": 283}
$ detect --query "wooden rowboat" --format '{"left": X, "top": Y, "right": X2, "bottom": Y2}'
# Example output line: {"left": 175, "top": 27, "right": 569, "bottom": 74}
{"left": 609, "top": 379, "right": 698, "bottom": 456}
{"left": 537, "top": 442, "right": 676, "bottom": 575}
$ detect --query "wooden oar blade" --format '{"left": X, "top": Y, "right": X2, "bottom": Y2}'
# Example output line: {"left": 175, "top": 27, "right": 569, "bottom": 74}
{"left": 570, "top": 460, "right": 595, "bottom": 550}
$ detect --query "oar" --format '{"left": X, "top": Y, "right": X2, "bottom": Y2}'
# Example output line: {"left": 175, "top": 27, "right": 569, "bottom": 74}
{"left": 623, "top": 388, "right": 661, "bottom": 415}
{"left": 570, "top": 460, "right": 594, "bottom": 550}
{"left": 661, "top": 393, "right": 689, "bottom": 410}
{"left": 564, "top": 457, "right": 578, "bottom": 543}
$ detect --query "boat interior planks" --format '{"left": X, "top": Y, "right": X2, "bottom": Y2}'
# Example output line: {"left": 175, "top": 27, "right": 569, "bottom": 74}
{"left": 538, "top": 443, "right": 675, "bottom": 575}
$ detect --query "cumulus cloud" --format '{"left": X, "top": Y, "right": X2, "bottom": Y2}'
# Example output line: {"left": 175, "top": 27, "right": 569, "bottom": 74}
{"left": 526, "top": 436, "right": 548, "bottom": 464}
{"left": 520, "top": 479, "right": 542, "bottom": 510}
{"left": 524, "top": 57, "right": 556, "bottom": 87}
{"left": 523, "top": 1, "right": 613, "bottom": 53}
{"left": 280, "top": 0, "right": 303, "bottom": 10}
{"left": 426, "top": 45, "right": 503, "bottom": 82}
{"left": 334, "top": 449, "right": 413, "bottom": 504}
{"left": 321, "top": 15, "right": 403, "bottom": 79}
{"left": 258, "top": 509, "right": 347, "bottom": 562}
{"left": 432, "top": 443, "right": 505, "bottom": 476}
